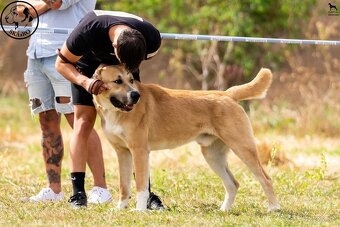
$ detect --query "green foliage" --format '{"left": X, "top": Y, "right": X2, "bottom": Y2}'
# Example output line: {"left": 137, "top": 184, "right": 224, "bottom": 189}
{"left": 96, "top": 0, "right": 316, "bottom": 87}
{"left": 0, "top": 1, "right": 7, "bottom": 9}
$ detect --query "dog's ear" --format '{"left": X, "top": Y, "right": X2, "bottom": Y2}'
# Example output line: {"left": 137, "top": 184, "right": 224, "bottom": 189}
{"left": 93, "top": 65, "right": 105, "bottom": 79}
{"left": 98, "top": 63, "right": 109, "bottom": 69}
{"left": 93, "top": 64, "right": 111, "bottom": 79}
{"left": 23, "top": 7, "right": 29, "bottom": 16}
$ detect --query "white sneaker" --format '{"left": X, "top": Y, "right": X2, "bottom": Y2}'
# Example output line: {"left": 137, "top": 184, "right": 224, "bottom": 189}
{"left": 29, "top": 188, "right": 64, "bottom": 202}
{"left": 88, "top": 186, "right": 112, "bottom": 204}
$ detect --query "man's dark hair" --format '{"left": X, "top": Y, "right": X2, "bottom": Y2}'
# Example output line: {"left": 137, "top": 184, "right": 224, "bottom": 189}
{"left": 116, "top": 29, "right": 146, "bottom": 73}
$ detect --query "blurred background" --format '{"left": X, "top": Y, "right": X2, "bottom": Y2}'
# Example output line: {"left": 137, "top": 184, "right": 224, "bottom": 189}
{"left": 0, "top": 0, "right": 339, "bottom": 171}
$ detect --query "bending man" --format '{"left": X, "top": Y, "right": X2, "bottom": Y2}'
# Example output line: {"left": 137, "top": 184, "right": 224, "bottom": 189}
{"left": 55, "top": 10, "right": 164, "bottom": 209}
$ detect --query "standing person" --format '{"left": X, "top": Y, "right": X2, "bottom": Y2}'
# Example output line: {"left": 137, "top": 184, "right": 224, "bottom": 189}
{"left": 21, "top": 0, "right": 112, "bottom": 204}
{"left": 55, "top": 10, "right": 165, "bottom": 209}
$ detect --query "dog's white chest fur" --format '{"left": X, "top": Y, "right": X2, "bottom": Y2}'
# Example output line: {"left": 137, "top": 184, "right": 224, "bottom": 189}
{"left": 101, "top": 111, "right": 125, "bottom": 138}
{"left": 104, "top": 123, "right": 123, "bottom": 135}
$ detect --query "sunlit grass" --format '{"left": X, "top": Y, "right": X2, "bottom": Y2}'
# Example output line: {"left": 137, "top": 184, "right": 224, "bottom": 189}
{"left": 0, "top": 93, "right": 339, "bottom": 226}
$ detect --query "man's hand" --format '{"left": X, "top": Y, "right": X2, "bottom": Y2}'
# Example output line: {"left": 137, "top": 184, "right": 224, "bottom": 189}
{"left": 86, "top": 78, "right": 109, "bottom": 95}
{"left": 42, "top": 0, "right": 62, "bottom": 10}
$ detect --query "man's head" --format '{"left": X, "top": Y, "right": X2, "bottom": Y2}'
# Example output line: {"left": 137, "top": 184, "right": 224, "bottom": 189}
{"left": 115, "top": 29, "right": 146, "bottom": 73}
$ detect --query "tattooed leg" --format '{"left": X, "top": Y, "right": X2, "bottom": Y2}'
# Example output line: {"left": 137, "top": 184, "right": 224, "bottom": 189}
{"left": 39, "top": 109, "right": 63, "bottom": 193}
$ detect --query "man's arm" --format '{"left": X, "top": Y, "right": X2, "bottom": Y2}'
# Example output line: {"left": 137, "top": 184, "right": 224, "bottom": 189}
{"left": 44, "top": 0, "right": 81, "bottom": 10}
{"left": 17, "top": 0, "right": 51, "bottom": 18}
{"left": 42, "top": 0, "right": 62, "bottom": 9}
{"left": 55, "top": 43, "right": 86, "bottom": 86}
{"left": 55, "top": 43, "right": 107, "bottom": 94}
{"left": 17, "top": 0, "right": 81, "bottom": 18}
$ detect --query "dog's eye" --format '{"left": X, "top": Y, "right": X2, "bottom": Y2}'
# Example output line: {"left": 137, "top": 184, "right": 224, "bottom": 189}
{"left": 113, "top": 79, "right": 123, "bottom": 84}
{"left": 130, "top": 79, "right": 134, "bottom": 84}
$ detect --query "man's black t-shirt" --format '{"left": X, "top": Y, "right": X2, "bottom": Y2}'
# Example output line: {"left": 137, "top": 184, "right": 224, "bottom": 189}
{"left": 66, "top": 10, "right": 161, "bottom": 76}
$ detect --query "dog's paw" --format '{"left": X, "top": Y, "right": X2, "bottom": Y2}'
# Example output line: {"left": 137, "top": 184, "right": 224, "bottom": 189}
{"left": 130, "top": 208, "right": 148, "bottom": 212}
{"left": 116, "top": 199, "right": 129, "bottom": 210}
{"left": 220, "top": 207, "right": 231, "bottom": 212}
{"left": 267, "top": 204, "right": 280, "bottom": 212}
{"left": 220, "top": 205, "right": 232, "bottom": 212}
{"left": 220, "top": 201, "right": 233, "bottom": 211}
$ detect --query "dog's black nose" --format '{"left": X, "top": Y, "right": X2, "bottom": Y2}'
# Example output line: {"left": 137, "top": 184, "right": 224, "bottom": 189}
{"left": 130, "top": 91, "right": 140, "bottom": 104}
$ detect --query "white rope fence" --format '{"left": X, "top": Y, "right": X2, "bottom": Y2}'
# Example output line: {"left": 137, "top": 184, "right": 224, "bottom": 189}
{"left": 1, "top": 25, "right": 340, "bottom": 45}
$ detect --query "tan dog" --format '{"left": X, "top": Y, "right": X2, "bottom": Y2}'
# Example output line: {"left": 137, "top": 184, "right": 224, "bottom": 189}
{"left": 93, "top": 65, "right": 280, "bottom": 212}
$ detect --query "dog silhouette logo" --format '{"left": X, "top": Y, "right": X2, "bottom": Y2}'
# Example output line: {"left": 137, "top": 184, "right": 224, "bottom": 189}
{"left": 1, "top": 1, "right": 39, "bottom": 39}
{"left": 328, "top": 2, "right": 339, "bottom": 16}
{"left": 329, "top": 3, "right": 338, "bottom": 11}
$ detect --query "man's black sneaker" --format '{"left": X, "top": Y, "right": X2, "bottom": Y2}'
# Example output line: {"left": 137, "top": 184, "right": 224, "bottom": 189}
{"left": 68, "top": 191, "right": 87, "bottom": 209}
{"left": 147, "top": 192, "right": 165, "bottom": 210}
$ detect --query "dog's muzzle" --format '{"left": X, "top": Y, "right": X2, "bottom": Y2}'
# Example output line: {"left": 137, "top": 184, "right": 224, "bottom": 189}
{"left": 130, "top": 91, "right": 140, "bottom": 104}
{"left": 109, "top": 91, "right": 140, "bottom": 112}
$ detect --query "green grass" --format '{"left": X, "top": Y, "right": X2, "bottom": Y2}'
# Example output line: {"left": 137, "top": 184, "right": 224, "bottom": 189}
{"left": 0, "top": 93, "right": 339, "bottom": 226}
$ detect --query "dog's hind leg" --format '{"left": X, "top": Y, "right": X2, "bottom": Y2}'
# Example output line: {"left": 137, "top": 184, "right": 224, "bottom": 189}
{"left": 200, "top": 139, "right": 239, "bottom": 211}
{"left": 237, "top": 148, "right": 280, "bottom": 212}
{"left": 115, "top": 147, "right": 133, "bottom": 209}
{"left": 217, "top": 110, "right": 280, "bottom": 212}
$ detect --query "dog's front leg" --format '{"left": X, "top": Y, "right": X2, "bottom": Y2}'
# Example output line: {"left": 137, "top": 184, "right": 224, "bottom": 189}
{"left": 131, "top": 147, "right": 150, "bottom": 211}
{"left": 116, "top": 147, "right": 133, "bottom": 209}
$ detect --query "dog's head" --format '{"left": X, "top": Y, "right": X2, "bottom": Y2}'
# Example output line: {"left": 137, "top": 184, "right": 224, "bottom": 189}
{"left": 5, "top": 6, "right": 19, "bottom": 24}
{"left": 93, "top": 65, "right": 140, "bottom": 112}
{"left": 5, "top": 6, "right": 33, "bottom": 27}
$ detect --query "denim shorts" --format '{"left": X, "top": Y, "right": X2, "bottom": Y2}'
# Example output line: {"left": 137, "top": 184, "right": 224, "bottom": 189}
{"left": 24, "top": 55, "right": 73, "bottom": 115}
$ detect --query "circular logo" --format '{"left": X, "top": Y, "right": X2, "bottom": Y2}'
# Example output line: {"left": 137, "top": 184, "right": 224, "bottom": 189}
{"left": 1, "top": 1, "right": 39, "bottom": 39}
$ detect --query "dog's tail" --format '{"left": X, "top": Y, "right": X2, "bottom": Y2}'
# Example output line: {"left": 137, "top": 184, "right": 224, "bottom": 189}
{"left": 225, "top": 68, "right": 272, "bottom": 102}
